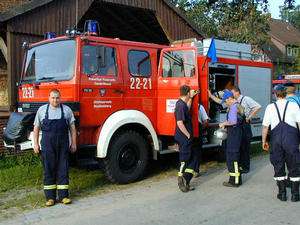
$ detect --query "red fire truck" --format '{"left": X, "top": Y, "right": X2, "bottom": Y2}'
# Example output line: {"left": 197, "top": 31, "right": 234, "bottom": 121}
{"left": 3, "top": 22, "right": 273, "bottom": 183}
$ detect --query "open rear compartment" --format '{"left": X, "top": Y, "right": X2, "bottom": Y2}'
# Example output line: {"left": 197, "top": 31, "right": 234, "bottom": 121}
{"left": 201, "top": 63, "right": 237, "bottom": 148}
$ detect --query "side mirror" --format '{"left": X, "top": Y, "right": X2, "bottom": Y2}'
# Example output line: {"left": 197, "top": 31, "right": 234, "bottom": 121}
{"left": 22, "top": 42, "right": 29, "bottom": 50}
{"left": 97, "top": 46, "right": 106, "bottom": 68}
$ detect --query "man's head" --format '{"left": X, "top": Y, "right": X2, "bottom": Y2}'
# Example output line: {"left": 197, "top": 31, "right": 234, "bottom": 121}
{"left": 221, "top": 89, "right": 235, "bottom": 106}
{"left": 273, "top": 84, "right": 286, "bottom": 99}
{"left": 48, "top": 89, "right": 61, "bottom": 107}
{"left": 231, "top": 86, "right": 241, "bottom": 99}
{"left": 180, "top": 85, "right": 191, "bottom": 98}
{"left": 284, "top": 82, "right": 296, "bottom": 95}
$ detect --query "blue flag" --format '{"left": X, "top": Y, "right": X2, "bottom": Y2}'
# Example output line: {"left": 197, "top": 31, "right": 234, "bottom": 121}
{"left": 207, "top": 38, "right": 218, "bottom": 63}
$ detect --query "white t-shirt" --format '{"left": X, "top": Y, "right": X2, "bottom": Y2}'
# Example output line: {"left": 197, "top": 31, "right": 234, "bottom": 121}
{"left": 198, "top": 105, "right": 209, "bottom": 124}
{"left": 262, "top": 99, "right": 300, "bottom": 130}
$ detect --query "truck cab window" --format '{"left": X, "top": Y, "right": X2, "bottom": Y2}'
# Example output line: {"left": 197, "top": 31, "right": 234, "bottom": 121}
{"left": 128, "top": 50, "right": 151, "bottom": 77}
{"left": 162, "top": 50, "right": 195, "bottom": 78}
{"left": 23, "top": 40, "right": 76, "bottom": 82}
{"left": 82, "top": 45, "right": 117, "bottom": 76}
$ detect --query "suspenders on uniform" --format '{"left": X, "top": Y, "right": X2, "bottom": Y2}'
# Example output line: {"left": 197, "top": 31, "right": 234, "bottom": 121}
{"left": 273, "top": 102, "right": 289, "bottom": 124}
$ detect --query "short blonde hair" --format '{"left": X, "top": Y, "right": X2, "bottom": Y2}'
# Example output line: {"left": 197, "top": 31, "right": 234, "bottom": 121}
{"left": 286, "top": 86, "right": 296, "bottom": 94}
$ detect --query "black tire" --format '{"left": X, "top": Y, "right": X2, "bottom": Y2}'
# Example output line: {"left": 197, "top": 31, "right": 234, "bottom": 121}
{"left": 103, "top": 130, "right": 149, "bottom": 184}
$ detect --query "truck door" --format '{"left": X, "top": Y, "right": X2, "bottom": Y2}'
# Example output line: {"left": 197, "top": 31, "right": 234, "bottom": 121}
{"left": 80, "top": 43, "right": 124, "bottom": 127}
{"left": 122, "top": 47, "right": 157, "bottom": 126}
{"left": 238, "top": 65, "right": 272, "bottom": 137}
{"left": 157, "top": 47, "right": 199, "bottom": 137}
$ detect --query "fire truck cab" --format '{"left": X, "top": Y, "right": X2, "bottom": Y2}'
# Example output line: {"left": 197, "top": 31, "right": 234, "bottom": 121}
{"left": 3, "top": 24, "right": 273, "bottom": 184}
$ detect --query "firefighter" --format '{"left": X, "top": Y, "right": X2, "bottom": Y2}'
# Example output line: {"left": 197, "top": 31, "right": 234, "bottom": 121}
{"left": 219, "top": 90, "right": 244, "bottom": 187}
{"left": 33, "top": 89, "right": 77, "bottom": 206}
{"left": 284, "top": 82, "right": 300, "bottom": 188}
{"left": 231, "top": 86, "right": 261, "bottom": 173}
{"left": 285, "top": 82, "right": 300, "bottom": 106}
{"left": 194, "top": 102, "right": 209, "bottom": 178}
{"left": 262, "top": 84, "right": 300, "bottom": 202}
{"left": 175, "top": 85, "right": 199, "bottom": 192}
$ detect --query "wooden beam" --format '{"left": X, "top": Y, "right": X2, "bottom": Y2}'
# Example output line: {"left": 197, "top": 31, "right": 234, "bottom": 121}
{"left": 6, "top": 31, "right": 16, "bottom": 111}
{"left": 0, "top": 37, "right": 8, "bottom": 62}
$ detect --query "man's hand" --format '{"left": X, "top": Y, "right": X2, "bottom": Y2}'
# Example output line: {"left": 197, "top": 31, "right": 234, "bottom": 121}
{"left": 219, "top": 122, "right": 225, "bottom": 129}
{"left": 70, "top": 143, "right": 77, "bottom": 153}
{"left": 190, "top": 89, "right": 199, "bottom": 98}
{"left": 186, "top": 133, "right": 191, "bottom": 140}
{"left": 246, "top": 118, "right": 251, "bottom": 124}
{"left": 208, "top": 90, "right": 212, "bottom": 98}
{"left": 33, "top": 144, "right": 40, "bottom": 154}
{"left": 262, "top": 142, "right": 269, "bottom": 151}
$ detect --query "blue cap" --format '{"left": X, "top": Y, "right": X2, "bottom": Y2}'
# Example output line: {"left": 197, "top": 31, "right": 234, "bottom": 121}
{"left": 221, "top": 89, "right": 234, "bottom": 103}
{"left": 273, "top": 84, "right": 286, "bottom": 92}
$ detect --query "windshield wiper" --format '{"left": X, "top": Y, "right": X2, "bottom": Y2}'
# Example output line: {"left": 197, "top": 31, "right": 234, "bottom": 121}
{"left": 38, "top": 76, "right": 55, "bottom": 81}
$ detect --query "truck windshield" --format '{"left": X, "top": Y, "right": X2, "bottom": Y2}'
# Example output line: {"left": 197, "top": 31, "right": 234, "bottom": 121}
{"left": 22, "top": 40, "right": 76, "bottom": 82}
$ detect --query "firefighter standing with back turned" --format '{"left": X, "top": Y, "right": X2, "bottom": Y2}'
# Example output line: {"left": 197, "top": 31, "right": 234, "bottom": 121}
{"left": 175, "top": 85, "right": 199, "bottom": 192}
{"left": 33, "top": 89, "right": 77, "bottom": 206}
{"left": 231, "top": 86, "right": 261, "bottom": 174}
{"left": 262, "top": 84, "right": 300, "bottom": 202}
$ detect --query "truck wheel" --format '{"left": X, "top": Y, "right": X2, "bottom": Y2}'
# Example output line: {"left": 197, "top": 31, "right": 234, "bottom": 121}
{"left": 103, "top": 130, "right": 149, "bottom": 184}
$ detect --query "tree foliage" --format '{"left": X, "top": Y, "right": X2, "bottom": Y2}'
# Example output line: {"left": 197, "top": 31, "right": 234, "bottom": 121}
{"left": 280, "top": 5, "right": 300, "bottom": 30}
{"left": 170, "top": 0, "right": 296, "bottom": 47}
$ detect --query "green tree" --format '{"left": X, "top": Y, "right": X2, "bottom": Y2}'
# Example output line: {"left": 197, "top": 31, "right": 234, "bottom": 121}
{"left": 176, "top": 1, "right": 271, "bottom": 47}
{"left": 280, "top": 5, "right": 300, "bottom": 30}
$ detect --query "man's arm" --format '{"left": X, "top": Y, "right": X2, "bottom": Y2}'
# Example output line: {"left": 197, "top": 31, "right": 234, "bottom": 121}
{"left": 177, "top": 120, "right": 190, "bottom": 139}
{"left": 208, "top": 90, "right": 222, "bottom": 104}
{"left": 262, "top": 125, "right": 269, "bottom": 151}
{"left": 33, "top": 125, "right": 40, "bottom": 154}
{"left": 246, "top": 97, "right": 262, "bottom": 122}
{"left": 187, "top": 90, "right": 199, "bottom": 109}
{"left": 70, "top": 123, "right": 77, "bottom": 153}
{"left": 187, "top": 98, "right": 193, "bottom": 109}
{"left": 247, "top": 106, "right": 261, "bottom": 122}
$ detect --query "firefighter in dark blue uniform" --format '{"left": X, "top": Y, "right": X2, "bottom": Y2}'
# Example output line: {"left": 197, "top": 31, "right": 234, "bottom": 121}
{"left": 231, "top": 86, "right": 261, "bottom": 174}
{"left": 219, "top": 90, "right": 244, "bottom": 187}
{"left": 33, "top": 89, "right": 77, "bottom": 206}
{"left": 175, "top": 85, "right": 199, "bottom": 192}
{"left": 262, "top": 84, "right": 300, "bottom": 202}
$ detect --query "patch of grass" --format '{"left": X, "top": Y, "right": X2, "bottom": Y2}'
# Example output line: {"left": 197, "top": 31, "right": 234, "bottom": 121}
{"left": 0, "top": 143, "right": 266, "bottom": 220}
{"left": 0, "top": 152, "right": 110, "bottom": 220}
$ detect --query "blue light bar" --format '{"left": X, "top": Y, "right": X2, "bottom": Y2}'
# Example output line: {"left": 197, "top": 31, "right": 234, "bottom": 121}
{"left": 84, "top": 20, "right": 100, "bottom": 36}
{"left": 44, "top": 32, "right": 56, "bottom": 40}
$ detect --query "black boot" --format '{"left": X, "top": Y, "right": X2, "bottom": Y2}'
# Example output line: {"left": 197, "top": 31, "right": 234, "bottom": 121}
{"left": 285, "top": 177, "right": 292, "bottom": 188}
{"left": 291, "top": 181, "right": 300, "bottom": 202}
{"left": 277, "top": 180, "right": 287, "bottom": 201}
{"left": 223, "top": 176, "right": 240, "bottom": 188}
{"left": 239, "top": 174, "right": 243, "bottom": 186}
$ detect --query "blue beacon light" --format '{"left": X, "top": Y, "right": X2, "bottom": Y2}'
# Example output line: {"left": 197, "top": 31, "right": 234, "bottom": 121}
{"left": 44, "top": 32, "right": 56, "bottom": 40}
{"left": 85, "top": 20, "right": 100, "bottom": 36}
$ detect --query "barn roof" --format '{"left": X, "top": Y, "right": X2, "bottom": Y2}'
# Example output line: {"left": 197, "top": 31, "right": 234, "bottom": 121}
{"left": 0, "top": 0, "right": 203, "bottom": 37}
